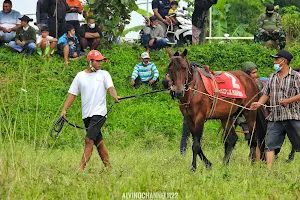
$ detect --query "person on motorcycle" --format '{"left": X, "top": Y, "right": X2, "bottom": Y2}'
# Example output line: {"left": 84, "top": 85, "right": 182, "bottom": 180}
{"left": 152, "top": 0, "right": 172, "bottom": 36}
{"left": 254, "top": 4, "right": 286, "bottom": 49}
{"left": 142, "top": 16, "right": 168, "bottom": 52}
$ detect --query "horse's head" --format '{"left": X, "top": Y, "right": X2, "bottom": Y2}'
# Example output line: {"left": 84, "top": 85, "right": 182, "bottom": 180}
{"left": 167, "top": 49, "right": 191, "bottom": 98}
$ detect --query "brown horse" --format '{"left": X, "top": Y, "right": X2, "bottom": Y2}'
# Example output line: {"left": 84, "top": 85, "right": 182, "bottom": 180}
{"left": 167, "top": 50, "right": 259, "bottom": 171}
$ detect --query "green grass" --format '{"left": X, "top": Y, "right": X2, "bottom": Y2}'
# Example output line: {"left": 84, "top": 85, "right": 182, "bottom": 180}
{"left": 1, "top": 42, "right": 300, "bottom": 199}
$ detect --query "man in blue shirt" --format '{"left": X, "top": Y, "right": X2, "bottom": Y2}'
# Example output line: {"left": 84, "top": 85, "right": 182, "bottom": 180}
{"left": 0, "top": 0, "right": 21, "bottom": 45}
{"left": 57, "top": 24, "right": 83, "bottom": 65}
{"left": 130, "top": 52, "right": 159, "bottom": 89}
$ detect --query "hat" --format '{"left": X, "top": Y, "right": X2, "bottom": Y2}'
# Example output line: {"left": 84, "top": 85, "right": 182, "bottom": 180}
{"left": 141, "top": 52, "right": 150, "bottom": 59}
{"left": 18, "top": 15, "right": 33, "bottom": 22}
{"left": 40, "top": 26, "right": 49, "bottom": 32}
{"left": 270, "top": 50, "right": 293, "bottom": 62}
{"left": 87, "top": 50, "right": 108, "bottom": 62}
{"left": 242, "top": 62, "right": 258, "bottom": 75}
{"left": 266, "top": 4, "right": 275, "bottom": 13}
{"left": 149, "top": 16, "right": 158, "bottom": 22}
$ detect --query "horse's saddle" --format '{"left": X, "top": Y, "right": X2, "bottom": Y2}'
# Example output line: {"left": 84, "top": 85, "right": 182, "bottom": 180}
{"left": 197, "top": 66, "right": 247, "bottom": 99}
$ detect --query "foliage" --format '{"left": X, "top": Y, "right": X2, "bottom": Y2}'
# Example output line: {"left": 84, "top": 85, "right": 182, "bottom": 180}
{"left": 90, "top": 0, "right": 138, "bottom": 46}
{"left": 281, "top": 6, "right": 300, "bottom": 44}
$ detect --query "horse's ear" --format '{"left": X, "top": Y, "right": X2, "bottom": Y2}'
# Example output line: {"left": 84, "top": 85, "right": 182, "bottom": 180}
{"left": 174, "top": 51, "right": 180, "bottom": 56}
{"left": 166, "top": 48, "right": 174, "bottom": 58}
{"left": 181, "top": 49, "right": 188, "bottom": 58}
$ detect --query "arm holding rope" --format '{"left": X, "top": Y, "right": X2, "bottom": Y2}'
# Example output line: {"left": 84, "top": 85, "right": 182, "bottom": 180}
{"left": 250, "top": 95, "right": 269, "bottom": 110}
{"left": 61, "top": 93, "right": 77, "bottom": 118}
{"left": 108, "top": 87, "right": 120, "bottom": 103}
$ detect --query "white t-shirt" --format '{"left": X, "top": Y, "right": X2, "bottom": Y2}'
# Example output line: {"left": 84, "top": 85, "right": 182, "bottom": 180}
{"left": 36, "top": 35, "right": 54, "bottom": 46}
{"left": 68, "top": 70, "right": 114, "bottom": 119}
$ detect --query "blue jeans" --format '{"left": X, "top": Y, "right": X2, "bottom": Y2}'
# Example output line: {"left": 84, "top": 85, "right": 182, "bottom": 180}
{"left": 0, "top": 31, "right": 16, "bottom": 43}
{"left": 142, "top": 34, "right": 167, "bottom": 50}
{"left": 8, "top": 41, "right": 36, "bottom": 55}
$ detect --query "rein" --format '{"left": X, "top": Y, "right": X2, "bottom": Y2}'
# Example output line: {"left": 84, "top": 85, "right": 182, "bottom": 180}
{"left": 50, "top": 89, "right": 167, "bottom": 138}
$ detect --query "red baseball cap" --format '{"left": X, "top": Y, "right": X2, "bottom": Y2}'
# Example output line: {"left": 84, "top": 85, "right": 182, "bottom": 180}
{"left": 87, "top": 50, "right": 108, "bottom": 62}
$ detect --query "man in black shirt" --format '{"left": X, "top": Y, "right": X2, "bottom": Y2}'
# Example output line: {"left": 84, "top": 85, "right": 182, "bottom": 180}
{"left": 192, "top": 0, "right": 217, "bottom": 44}
{"left": 80, "top": 17, "right": 101, "bottom": 50}
{"left": 152, "top": 0, "right": 172, "bottom": 35}
{"left": 43, "top": 0, "right": 69, "bottom": 38}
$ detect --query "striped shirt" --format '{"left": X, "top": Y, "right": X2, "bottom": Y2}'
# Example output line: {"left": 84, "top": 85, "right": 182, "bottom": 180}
{"left": 262, "top": 68, "right": 300, "bottom": 121}
{"left": 131, "top": 62, "right": 159, "bottom": 82}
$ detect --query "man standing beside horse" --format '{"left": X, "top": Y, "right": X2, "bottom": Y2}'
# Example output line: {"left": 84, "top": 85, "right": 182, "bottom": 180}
{"left": 61, "top": 50, "right": 120, "bottom": 171}
{"left": 251, "top": 50, "right": 300, "bottom": 169}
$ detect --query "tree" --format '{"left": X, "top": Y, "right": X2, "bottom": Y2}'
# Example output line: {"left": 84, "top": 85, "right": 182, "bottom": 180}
{"left": 90, "top": 0, "right": 138, "bottom": 45}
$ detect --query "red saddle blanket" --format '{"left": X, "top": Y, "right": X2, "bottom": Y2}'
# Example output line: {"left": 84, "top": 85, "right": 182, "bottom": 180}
{"left": 199, "top": 70, "right": 247, "bottom": 99}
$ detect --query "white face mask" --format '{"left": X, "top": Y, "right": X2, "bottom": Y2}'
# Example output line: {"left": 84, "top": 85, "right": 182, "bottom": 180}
{"left": 69, "top": 33, "right": 74, "bottom": 38}
{"left": 89, "top": 23, "right": 95, "bottom": 29}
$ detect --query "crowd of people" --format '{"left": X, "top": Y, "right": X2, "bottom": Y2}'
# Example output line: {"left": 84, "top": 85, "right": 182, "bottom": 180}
{"left": 0, "top": 0, "right": 101, "bottom": 65}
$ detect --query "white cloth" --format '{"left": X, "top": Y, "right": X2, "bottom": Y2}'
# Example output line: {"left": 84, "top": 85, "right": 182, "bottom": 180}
{"left": 37, "top": 35, "right": 54, "bottom": 46}
{"left": 68, "top": 70, "right": 114, "bottom": 119}
{"left": 65, "top": 13, "right": 79, "bottom": 21}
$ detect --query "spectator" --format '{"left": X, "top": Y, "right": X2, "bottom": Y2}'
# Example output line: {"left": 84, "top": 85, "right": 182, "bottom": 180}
{"left": 0, "top": 0, "right": 21, "bottom": 45}
{"left": 168, "top": 1, "right": 178, "bottom": 14}
{"left": 142, "top": 16, "right": 168, "bottom": 52}
{"left": 254, "top": 4, "right": 286, "bottom": 49}
{"left": 57, "top": 24, "right": 83, "bottom": 65}
{"left": 152, "top": 0, "right": 172, "bottom": 35}
{"left": 61, "top": 50, "right": 120, "bottom": 171}
{"left": 192, "top": 0, "right": 218, "bottom": 44}
{"left": 66, "top": 0, "right": 83, "bottom": 38}
{"left": 251, "top": 50, "right": 300, "bottom": 169}
{"left": 130, "top": 52, "right": 159, "bottom": 89}
{"left": 43, "top": 0, "right": 69, "bottom": 38}
{"left": 80, "top": 16, "right": 101, "bottom": 50}
{"left": 36, "top": 0, "right": 48, "bottom": 30}
{"left": 37, "top": 26, "right": 57, "bottom": 58}
{"left": 8, "top": 15, "right": 36, "bottom": 55}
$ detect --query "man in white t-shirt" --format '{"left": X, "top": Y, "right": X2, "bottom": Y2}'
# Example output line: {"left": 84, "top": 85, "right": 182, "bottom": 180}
{"left": 37, "top": 26, "right": 58, "bottom": 58}
{"left": 61, "top": 50, "right": 120, "bottom": 171}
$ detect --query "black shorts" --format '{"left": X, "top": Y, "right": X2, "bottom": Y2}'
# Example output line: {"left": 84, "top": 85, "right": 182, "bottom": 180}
{"left": 83, "top": 115, "right": 106, "bottom": 144}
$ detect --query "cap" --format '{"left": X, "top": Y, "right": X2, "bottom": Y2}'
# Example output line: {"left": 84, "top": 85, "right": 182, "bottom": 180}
{"left": 270, "top": 50, "right": 293, "bottom": 62}
{"left": 149, "top": 16, "right": 158, "bottom": 22}
{"left": 87, "top": 50, "right": 108, "bottom": 62}
{"left": 18, "top": 15, "right": 33, "bottom": 22}
{"left": 141, "top": 52, "right": 150, "bottom": 59}
{"left": 266, "top": 4, "right": 275, "bottom": 13}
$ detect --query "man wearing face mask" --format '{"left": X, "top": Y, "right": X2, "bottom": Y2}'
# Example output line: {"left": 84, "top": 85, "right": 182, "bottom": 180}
{"left": 61, "top": 50, "right": 120, "bottom": 171}
{"left": 130, "top": 52, "right": 159, "bottom": 89}
{"left": 142, "top": 16, "right": 168, "bottom": 52}
{"left": 255, "top": 4, "right": 286, "bottom": 49}
{"left": 251, "top": 50, "right": 300, "bottom": 169}
{"left": 80, "top": 16, "right": 101, "bottom": 50}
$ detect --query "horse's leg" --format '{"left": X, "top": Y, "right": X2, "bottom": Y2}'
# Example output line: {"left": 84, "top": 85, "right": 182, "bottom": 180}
{"left": 243, "top": 110, "right": 258, "bottom": 163}
{"left": 221, "top": 117, "right": 238, "bottom": 165}
{"left": 286, "top": 148, "right": 296, "bottom": 163}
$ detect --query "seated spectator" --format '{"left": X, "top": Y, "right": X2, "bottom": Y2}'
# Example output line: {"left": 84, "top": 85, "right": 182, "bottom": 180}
{"left": 58, "top": 24, "right": 83, "bottom": 65}
{"left": 130, "top": 52, "right": 159, "bottom": 88}
{"left": 36, "top": 0, "right": 48, "bottom": 30}
{"left": 66, "top": 0, "right": 83, "bottom": 38}
{"left": 37, "top": 26, "right": 58, "bottom": 58}
{"left": 0, "top": 0, "right": 21, "bottom": 45}
{"left": 142, "top": 16, "right": 168, "bottom": 52}
{"left": 8, "top": 15, "right": 36, "bottom": 55}
{"left": 167, "top": 1, "right": 178, "bottom": 25}
{"left": 254, "top": 4, "right": 286, "bottom": 49}
{"left": 80, "top": 16, "right": 101, "bottom": 50}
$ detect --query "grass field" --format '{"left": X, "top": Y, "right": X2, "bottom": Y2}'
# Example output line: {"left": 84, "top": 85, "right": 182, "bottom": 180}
{"left": 1, "top": 43, "right": 300, "bottom": 199}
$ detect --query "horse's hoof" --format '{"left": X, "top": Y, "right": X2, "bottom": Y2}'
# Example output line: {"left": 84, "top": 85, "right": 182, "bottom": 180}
{"left": 190, "top": 167, "right": 196, "bottom": 172}
{"left": 205, "top": 162, "right": 212, "bottom": 170}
